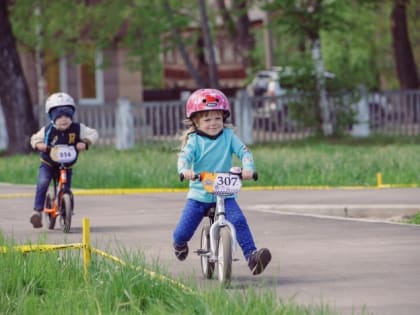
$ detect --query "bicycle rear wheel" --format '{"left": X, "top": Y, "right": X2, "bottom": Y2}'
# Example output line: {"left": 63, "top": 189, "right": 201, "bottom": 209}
{"left": 45, "top": 192, "right": 56, "bottom": 230}
{"left": 61, "top": 194, "right": 72, "bottom": 233}
{"left": 216, "top": 227, "right": 232, "bottom": 286}
{"left": 200, "top": 223, "right": 215, "bottom": 279}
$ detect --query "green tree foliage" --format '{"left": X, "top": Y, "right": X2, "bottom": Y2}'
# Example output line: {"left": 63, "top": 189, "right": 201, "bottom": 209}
{"left": 263, "top": 0, "right": 374, "bottom": 89}
{"left": 8, "top": 0, "right": 419, "bottom": 90}
{"left": 261, "top": 0, "right": 419, "bottom": 91}
{"left": 321, "top": 1, "right": 387, "bottom": 90}
{"left": 10, "top": 0, "right": 169, "bottom": 87}
{"left": 10, "top": 1, "right": 99, "bottom": 62}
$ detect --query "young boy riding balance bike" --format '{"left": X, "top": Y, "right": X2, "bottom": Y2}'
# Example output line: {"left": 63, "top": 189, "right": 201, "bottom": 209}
{"left": 30, "top": 92, "right": 99, "bottom": 228}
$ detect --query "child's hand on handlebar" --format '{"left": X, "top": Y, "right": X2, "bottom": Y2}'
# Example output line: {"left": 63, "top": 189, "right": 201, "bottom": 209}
{"left": 182, "top": 170, "right": 196, "bottom": 180}
{"left": 76, "top": 142, "right": 87, "bottom": 151}
{"left": 36, "top": 143, "right": 48, "bottom": 152}
{"left": 241, "top": 169, "right": 254, "bottom": 180}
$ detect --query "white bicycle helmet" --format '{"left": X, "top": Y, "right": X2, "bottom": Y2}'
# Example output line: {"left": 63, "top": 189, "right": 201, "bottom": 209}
{"left": 45, "top": 92, "right": 76, "bottom": 114}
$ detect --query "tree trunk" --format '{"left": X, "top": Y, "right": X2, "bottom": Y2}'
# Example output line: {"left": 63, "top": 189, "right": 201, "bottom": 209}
{"left": 198, "top": 0, "right": 219, "bottom": 89}
{"left": 216, "top": 0, "right": 255, "bottom": 70}
{"left": 162, "top": 0, "right": 206, "bottom": 88}
{"left": 308, "top": 1, "right": 332, "bottom": 136}
{"left": 0, "top": 1, "right": 38, "bottom": 155}
{"left": 234, "top": 0, "right": 255, "bottom": 70}
{"left": 390, "top": 0, "right": 419, "bottom": 89}
{"left": 312, "top": 38, "right": 332, "bottom": 136}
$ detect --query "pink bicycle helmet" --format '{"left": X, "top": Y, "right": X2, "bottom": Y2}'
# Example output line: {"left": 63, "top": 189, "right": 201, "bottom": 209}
{"left": 186, "top": 89, "right": 230, "bottom": 118}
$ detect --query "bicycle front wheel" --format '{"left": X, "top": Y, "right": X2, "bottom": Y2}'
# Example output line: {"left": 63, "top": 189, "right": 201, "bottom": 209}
{"left": 216, "top": 227, "right": 232, "bottom": 286}
{"left": 45, "top": 192, "right": 56, "bottom": 230}
{"left": 200, "top": 223, "right": 215, "bottom": 279}
{"left": 61, "top": 194, "right": 72, "bottom": 233}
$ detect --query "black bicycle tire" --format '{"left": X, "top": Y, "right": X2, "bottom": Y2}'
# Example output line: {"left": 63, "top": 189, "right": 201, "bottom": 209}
{"left": 62, "top": 194, "right": 72, "bottom": 233}
{"left": 216, "top": 227, "right": 232, "bottom": 286}
{"left": 45, "top": 192, "right": 56, "bottom": 230}
{"left": 200, "top": 223, "right": 215, "bottom": 279}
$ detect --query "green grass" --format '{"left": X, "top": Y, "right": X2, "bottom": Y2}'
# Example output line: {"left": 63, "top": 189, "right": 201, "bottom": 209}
{"left": 0, "top": 136, "right": 419, "bottom": 189}
{"left": 0, "top": 236, "right": 345, "bottom": 315}
{"left": 404, "top": 212, "right": 420, "bottom": 225}
{"left": 2, "top": 137, "right": 405, "bottom": 313}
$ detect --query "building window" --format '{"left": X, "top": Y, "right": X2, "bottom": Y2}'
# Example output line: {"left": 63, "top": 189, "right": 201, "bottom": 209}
{"left": 80, "top": 62, "right": 96, "bottom": 98}
{"left": 45, "top": 52, "right": 60, "bottom": 94}
{"left": 43, "top": 50, "right": 105, "bottom": 105}
{"left": 44, "top": 52, "right": 67, "bottom": 95}
{"left": 78, "top": 51, "right": 104, "bottom": 105}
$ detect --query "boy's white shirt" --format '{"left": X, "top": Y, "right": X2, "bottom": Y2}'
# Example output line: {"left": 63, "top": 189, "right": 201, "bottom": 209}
{"left": 30, "top": 123, "right": 99, "bottom": 149}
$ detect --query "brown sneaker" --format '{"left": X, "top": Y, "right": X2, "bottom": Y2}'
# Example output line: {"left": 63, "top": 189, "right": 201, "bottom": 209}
{"left": 30, "top": 211, "right": 43, "bottom": 228}
{"left": 248, "top": 248, "right": 271, "bottom": 275}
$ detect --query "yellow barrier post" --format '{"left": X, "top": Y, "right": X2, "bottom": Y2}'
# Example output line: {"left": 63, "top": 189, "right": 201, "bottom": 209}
{"left": 376, "top": 172, "right": 383, "bottom": 188}
{"left": 82, "top": 217, "right": 91, "bottom": 280}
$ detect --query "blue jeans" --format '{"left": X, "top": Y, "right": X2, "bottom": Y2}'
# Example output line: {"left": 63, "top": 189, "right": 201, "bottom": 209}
{"left": 173, "top": 198, "right": 257, "bottom": 259}
{"left": 33, "top": 163, "right": 72, "bottom": 211}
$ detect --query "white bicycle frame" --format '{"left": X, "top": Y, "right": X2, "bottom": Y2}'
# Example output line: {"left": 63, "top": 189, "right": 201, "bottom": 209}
{"left": 185, "top": 169, "right": 257, "bottom": 284}
{"left": 195, "top": 171, "right": 243, "bottom": 263}
{"left": 208, "top": 194, "right": 238, "bottom": 262}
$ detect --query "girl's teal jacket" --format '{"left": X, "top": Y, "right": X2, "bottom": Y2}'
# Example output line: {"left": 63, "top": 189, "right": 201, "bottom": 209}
{"left": 177, "top": 128, "right": 255, "bottom": 202}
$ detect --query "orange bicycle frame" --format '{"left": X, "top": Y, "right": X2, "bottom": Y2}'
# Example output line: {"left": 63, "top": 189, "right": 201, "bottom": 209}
{"left": 43, "top": 168, "right": 67, "bottom": 219}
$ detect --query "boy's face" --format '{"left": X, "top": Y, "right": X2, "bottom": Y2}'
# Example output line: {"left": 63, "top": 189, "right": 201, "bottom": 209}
{"left": 54, "top": 115, "right": 72, "bottom": 131}
{"left": 50, "top": 106, "right": 74, "bottom": 130}
{"left": 195, "top": 110, "right": 224, "bottom": 136}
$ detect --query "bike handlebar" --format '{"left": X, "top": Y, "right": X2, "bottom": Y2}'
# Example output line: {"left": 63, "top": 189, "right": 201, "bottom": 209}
{"left": 179, "top": 171, "right": 258, "bottom": 182}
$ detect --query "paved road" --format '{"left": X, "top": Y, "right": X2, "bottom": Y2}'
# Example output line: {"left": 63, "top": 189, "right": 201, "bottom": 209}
{"left": 1, "top": 184, "right": 420, "bottom": 315}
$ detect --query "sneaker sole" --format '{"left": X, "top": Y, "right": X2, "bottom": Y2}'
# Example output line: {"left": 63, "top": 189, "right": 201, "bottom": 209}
{"left": 174, "top": 244, "right": 189, "bottom": 261}
{"left": 175, "top": 250, "right": 188, "bottom": 261}
{"left": 30, "top": 214, "right": 43, "bottom": 228}
{"left": 252, "top": 249, "right": 272, "bottom": 275}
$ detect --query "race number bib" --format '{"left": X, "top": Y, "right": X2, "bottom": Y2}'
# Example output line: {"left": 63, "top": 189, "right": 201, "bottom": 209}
{"left": 201, "top": 172, "right": 242, "bottom": 195}
{"left": 50, "top": 145, "right": 77, "bottom": 163}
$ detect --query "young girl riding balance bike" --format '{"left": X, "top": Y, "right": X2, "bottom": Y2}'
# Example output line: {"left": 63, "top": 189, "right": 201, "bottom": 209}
{"left": 173, "top": 88, "right": 271, "bottom": 275}
{"left": 30, "top": 92, "right": 99, "bottom": 229}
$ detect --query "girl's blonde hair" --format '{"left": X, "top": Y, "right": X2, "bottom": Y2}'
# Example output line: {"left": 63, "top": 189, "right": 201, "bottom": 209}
{"left": 179, "top": 110, "right": 232, "bottom": 148}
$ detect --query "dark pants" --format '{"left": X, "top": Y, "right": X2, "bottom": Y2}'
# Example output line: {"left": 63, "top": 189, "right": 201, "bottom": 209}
{"left": 33, "top": 163, "right": 72, "bottom": 211}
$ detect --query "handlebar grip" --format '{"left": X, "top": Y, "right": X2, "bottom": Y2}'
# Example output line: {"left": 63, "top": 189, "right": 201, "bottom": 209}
{"left": 179, "top": 173, "right": 200, "bottom": 181}
{"left": 181, "top": 171, "right": 255, "bottom": 181}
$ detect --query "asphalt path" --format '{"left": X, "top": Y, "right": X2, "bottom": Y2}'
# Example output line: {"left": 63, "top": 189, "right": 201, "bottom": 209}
{"left": 1, "top": 184, "right": 420, "bottom": 315}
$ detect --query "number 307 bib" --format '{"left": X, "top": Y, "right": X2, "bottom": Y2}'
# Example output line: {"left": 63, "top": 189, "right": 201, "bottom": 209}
{"left": 201, "top": 172, "right": 242, "bottom": 195}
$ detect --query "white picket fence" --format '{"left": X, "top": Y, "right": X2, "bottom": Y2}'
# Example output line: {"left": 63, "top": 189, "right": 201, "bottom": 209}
{"left": 29, "top": 88, "right": 420, "bottom": 148}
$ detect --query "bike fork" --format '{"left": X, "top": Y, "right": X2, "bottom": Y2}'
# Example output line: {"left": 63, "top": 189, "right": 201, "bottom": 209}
{"left": 209, "top": 219, "right": 237, "bottom": 261}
